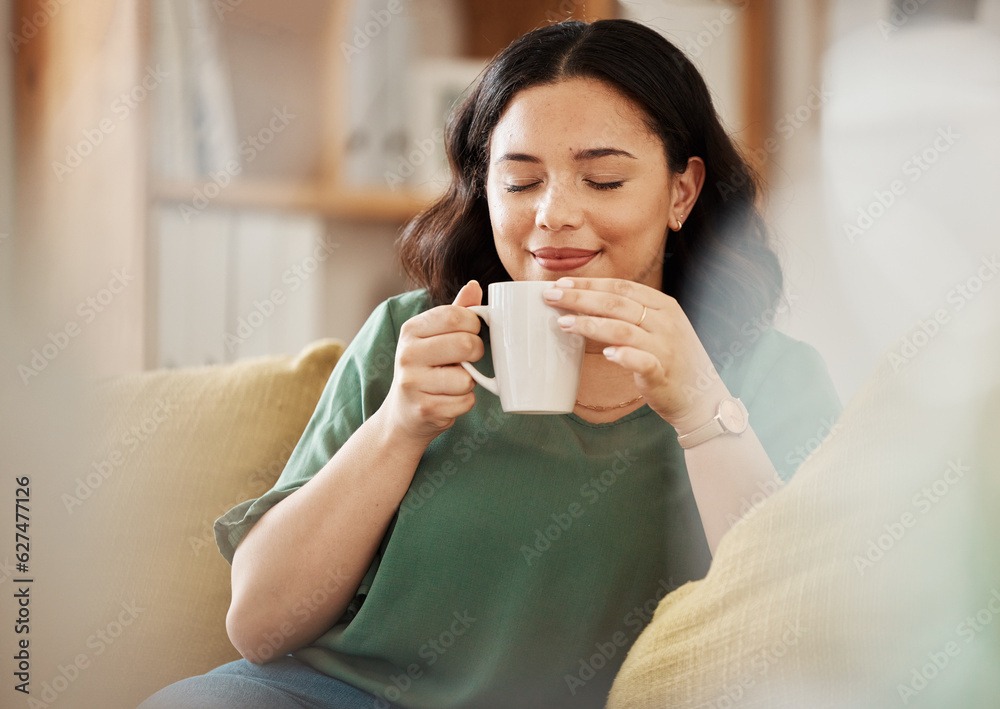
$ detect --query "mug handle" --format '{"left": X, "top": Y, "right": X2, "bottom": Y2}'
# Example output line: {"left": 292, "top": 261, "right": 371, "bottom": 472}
{"left": 459, "top": 305, "right": 499, "bottom": 396}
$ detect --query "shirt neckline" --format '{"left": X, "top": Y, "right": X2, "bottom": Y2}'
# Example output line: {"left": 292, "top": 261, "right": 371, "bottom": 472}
{"left": 563, "top": 404, "right": 657, "bottom": 428}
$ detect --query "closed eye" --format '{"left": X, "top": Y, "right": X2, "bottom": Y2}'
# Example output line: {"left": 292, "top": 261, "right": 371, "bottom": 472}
{"left": 504, "top": 179, "right": 624, "bottom": 193}
{"left": 505, "top": 182, "right": 540, "bottom": 193}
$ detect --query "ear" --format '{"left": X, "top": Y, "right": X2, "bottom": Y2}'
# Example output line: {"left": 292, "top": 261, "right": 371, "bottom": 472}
{"left": 670, "top": 157, "right": 705, "bottom": 230}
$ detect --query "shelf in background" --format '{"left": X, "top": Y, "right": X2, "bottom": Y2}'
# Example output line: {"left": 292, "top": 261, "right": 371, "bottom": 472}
{"left": 152, "top": 178, "right": 436, "bottom": 222}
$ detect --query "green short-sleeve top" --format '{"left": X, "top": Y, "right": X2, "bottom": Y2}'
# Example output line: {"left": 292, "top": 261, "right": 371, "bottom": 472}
{"left": 216, "top": 289, "right": 841, "bottom": 709}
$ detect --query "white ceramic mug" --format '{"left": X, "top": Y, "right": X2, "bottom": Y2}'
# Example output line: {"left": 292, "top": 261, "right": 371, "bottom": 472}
{"left": 460, "top": 281, "right": 585, "bottom": 414}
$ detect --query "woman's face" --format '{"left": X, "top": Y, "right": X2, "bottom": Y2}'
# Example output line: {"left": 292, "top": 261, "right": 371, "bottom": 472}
{"left": 485, "top": 77, "right": 675, "bottom": 288}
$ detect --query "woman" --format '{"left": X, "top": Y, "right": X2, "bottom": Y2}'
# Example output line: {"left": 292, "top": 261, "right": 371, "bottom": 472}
{"left": 139, "top": 18, "right": 840, "bottom": 709}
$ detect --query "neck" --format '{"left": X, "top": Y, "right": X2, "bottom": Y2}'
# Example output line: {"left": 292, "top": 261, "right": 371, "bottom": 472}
{"left": 573, "top": 351, "right": 644, "bottom": 422}
{"left": 576, "top": 350, "right": 640, "bottom": 401}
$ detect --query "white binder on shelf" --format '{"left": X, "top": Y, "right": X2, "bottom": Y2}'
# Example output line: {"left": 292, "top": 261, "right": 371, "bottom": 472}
{"left": 156, "top": 206, "right": 326, "bottom": 368}
{"left": 150, "top": 0, "right": 241, "bottom": 180}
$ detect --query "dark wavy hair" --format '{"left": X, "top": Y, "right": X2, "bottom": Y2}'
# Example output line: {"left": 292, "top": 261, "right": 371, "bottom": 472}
{"left": 397, "top": 19, "right": 782, "bottom": 361}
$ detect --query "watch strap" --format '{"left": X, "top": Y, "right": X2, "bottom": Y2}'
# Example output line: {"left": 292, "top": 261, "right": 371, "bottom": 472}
{"left": 676, "top": 397, "right": 747, "bottom": 450}
{"left": 676, "top": 416, "right": 725, "bottom": 449}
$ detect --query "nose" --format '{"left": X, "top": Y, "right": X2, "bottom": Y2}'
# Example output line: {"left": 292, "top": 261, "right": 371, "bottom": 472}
{"left": 535, "top": 183, "right": 584, "bottom": 232}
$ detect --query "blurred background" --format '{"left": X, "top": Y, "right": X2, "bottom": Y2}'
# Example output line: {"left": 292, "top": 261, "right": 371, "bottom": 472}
{"left": 3, "top": 0, "right": 998, "bottom": 395}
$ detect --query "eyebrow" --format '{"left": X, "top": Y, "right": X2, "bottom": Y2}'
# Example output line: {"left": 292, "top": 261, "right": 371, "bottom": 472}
{"left": 494, "top": 147, "right": 638, "bottom": 165}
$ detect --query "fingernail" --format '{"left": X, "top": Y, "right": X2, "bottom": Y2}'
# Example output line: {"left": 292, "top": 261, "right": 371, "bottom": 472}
{"left": 554, "top": 278, "right": 575, "bottom": 288}
{"left": 557, "top": 315, "right": 575, "bottom": 327}
{"left": 542, "top": 288, "right": 563, "bottom": 301}
{"left": 603, "top": 346, "right": 617, "bottom": 358}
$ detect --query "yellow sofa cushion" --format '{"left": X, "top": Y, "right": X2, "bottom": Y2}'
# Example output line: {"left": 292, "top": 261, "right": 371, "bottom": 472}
{"left": 58, "top": 340, "right": 344, "bottom": 709}
{"left": 607, "top": 301, "right": 1000, "bottom": 707}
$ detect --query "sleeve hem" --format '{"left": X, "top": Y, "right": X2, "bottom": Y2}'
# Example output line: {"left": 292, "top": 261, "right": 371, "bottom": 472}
{"left": 213, "top": 487, "right": 301, "bottom": 565}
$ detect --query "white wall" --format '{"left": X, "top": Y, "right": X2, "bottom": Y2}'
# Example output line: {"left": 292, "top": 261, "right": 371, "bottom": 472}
{"left": 772, "top": 0, "right": 1000, "bottom": 402}
{"left": 765, "top": 0, "right": 852, "bottom": 396}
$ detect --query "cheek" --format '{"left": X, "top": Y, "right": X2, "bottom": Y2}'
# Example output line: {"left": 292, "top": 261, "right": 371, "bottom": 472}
{"left": 486, "top": 198, "right": 515, "bottom": 259}
{"left": 487, "top": 191, "right": 530, "bottom": 240}
{"left": 593, "top": 204, "right": 652, "bottom": 244}
{"left": 593, "top": 198, "right": 669, "bottom": 261}
{"left": 627, "top": 188, "right": 671, "bottom": 237}
{"left": 485, "top": 179, "right": 506, "bottom": 228}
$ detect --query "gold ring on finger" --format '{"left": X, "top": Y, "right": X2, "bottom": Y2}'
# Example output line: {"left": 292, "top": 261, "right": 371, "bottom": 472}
{"left": 634, "top": 305, "right": 648, "bottom": 328}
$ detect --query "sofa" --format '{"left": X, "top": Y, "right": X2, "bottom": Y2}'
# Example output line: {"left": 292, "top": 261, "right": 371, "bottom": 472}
{"left": 54, "top": 339, "right": 346, "bottom": 709}
{"left": 52, "top": 278, "right": 999, "bottom": 709}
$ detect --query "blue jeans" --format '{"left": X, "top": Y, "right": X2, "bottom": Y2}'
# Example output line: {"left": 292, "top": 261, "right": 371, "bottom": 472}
{"left": 136, "top": 656, "right": 393, "bottom": 709}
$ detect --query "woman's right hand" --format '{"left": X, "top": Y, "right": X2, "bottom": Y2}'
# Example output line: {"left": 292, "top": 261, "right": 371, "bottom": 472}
{"left": 382, "top": 280, "right": 485, "bottom": 444}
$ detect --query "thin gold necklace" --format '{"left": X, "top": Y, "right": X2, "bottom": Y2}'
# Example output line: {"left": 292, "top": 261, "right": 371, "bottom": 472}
{"left": 574, "top": 394, "right": 645, "bottom": 412}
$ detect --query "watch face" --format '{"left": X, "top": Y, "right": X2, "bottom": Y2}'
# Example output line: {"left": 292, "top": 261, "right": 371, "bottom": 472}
{"left": 719, "top": 399, "right": 748, "bottom": 434}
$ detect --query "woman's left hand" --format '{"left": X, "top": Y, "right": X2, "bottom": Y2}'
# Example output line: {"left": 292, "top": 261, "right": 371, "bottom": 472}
{"left": 543, "top": 277, "right": 729, "bottom": 434}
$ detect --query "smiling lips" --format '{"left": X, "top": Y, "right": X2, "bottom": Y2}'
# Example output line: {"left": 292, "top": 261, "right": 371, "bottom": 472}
{"left": 531, "top": 247, "right": 599, "bottom": 272}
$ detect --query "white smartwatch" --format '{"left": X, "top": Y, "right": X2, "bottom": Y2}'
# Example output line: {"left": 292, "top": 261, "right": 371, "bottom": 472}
{"left": 676, "top": 397, "right": 749, "bottom": 449}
